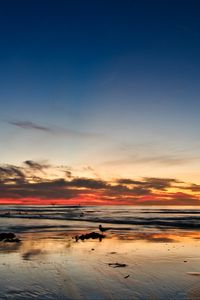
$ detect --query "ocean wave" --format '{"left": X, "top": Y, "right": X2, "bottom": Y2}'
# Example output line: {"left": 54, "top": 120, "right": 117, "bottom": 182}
{"left": 0, "top": 205, "right": 199, "bottom": 231}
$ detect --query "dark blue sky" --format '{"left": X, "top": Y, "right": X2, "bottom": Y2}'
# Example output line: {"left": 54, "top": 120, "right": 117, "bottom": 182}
{"left": 1, "top": 1, "right": 200, "bottom": 60}
{"left": 1, "top": 0, "right": 200, "bottom": 101}
{"left": 1, "top": 0, "right": 200, "bottom": 182}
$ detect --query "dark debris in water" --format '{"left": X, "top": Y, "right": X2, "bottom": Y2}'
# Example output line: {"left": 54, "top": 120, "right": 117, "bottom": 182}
{"left": 108, "top": 263, "right": 127, "bottom": 268}
{"left": 75, "top": 232, "right": 105, "bottom": 242}
{"left": 0, "top": 232, "right": 21, "bottom": 243}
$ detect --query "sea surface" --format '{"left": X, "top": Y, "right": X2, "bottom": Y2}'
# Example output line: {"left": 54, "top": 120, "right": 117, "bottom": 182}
{"left": 0, "top": 205, "right": 199, "bottom": 234}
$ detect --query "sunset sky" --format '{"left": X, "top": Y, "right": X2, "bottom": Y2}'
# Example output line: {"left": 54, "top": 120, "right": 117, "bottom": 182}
{"left": 1, "top": 0, "right": 200, "bottom": 205}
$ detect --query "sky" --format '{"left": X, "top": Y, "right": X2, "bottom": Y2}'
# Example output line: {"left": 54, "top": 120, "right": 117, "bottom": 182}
{"left": 1, "top": 0, "right": 200, "bottom": 205}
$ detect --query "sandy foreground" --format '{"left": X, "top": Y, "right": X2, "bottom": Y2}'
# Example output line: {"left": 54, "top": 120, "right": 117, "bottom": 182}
{"left": 0, "top": 223, "right": 200, "bottom": 300}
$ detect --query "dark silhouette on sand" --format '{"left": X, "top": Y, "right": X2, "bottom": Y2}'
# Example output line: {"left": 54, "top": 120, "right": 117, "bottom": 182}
{"left": 75, "top": 232, "right": 105, "bottom": 242}
{"left": 0, "top": 232, "right": 21, "bottom": 243}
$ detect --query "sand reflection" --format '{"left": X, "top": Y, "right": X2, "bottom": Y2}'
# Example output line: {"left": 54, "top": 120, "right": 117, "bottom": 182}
{"left": 0, "top": 229, "right": 199, "bottom": 299}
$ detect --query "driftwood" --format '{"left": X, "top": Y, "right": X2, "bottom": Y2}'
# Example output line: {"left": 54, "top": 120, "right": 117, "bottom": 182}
{"left": 108, "top": 263, "right": 127, "bottom": 268}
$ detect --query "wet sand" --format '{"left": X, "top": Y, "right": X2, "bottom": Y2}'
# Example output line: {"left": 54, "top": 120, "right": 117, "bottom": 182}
{"left": 0, "top": 224, "right": 200, "bottom": 299}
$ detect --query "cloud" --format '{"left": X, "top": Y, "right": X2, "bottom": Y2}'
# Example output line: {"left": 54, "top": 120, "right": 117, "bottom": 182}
{"left": 7, "top": 119, "right": 102, "bottom": 139}
{"left": 68, "top": 178, "right": 108, "bottom": 189}
{"left": 116, "top": 177, "right": 179, "bottom": 191}
{"left": 184, "top": 184, "right": 200, "bottom": 192}
{"left": 117, "top": 179, "right": 144, "bottom": 185}
{"left": 0, "top": 179, "right": 78, "bottom": 200}
{"left": 142, "top": 177, "right": 180, "bottom": 190}
{"left": 24, "top": 160, "right": 50, "bottom": 172}
{"left": 135, "top": 155, "right": 195, "bottom": 166}
{"left": 132, "top": 187, "right": 152, "bottom": 195}
{"left": 0, "top": 161, "right": 199, "bottom": 205}
{"left": 104, "top": 154, "right": 198, "bottom": 166}
{"left": 8, "top": 121, "right": 52, "bottom": 132}
{"left": 65, "top": 170, "right": 72, "bottom": 178}
{"left": 0, "top": 165, "right": 26, "bottom": 184}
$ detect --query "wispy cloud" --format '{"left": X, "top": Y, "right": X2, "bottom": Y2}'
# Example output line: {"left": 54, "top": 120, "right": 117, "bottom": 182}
{"left": 117, "top": 177, "right": 180, "bottom": 191}
{"left": 8, "top": 121, "right": 52, "bottom": 132}
{"left": 104, "top": 154, "right": 198, "bottom": 166}
{"left": 23, "top": 160, "right": 50, "bottom": 172}
{"left": 7, "top": 120, "right": 101, "bottom": 139}
{"left": 0, "top": 165, "right": 26, "bottom": 184}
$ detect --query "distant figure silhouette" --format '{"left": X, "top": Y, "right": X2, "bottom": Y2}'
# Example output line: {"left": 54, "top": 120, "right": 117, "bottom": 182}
{"left": 99, "top": 224, "right": 109, "bottom": 232}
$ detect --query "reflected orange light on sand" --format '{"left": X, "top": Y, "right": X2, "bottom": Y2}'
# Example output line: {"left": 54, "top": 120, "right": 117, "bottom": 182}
{"left": 111, "top": 231, "right": 200, "bottom": 243}
{"left": 11, "top": 230, "right": 200, "bottom": 261}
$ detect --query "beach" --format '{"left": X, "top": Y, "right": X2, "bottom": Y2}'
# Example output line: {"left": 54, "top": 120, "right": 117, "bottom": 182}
{"left": 2, "top": 1, "right": 200, "bottom": 299}
{"left": 0, "top": 206, "right": 200, "bottom": 300}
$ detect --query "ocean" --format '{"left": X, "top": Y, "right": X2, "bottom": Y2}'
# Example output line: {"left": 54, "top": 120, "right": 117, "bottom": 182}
{"left": 0, "top": 205, "right": 199, "bottom": 234}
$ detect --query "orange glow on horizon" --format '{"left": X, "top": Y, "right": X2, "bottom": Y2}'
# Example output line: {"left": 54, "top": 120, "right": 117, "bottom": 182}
{"left": 0, "top": 195, "right": 200, "bottom": 206}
